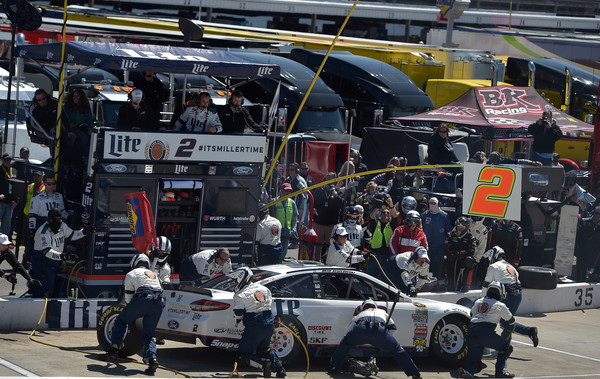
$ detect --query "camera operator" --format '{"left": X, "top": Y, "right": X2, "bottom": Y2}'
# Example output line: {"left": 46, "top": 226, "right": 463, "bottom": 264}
{"left": 527, "top": 110, "right": 561, "bottom": 166}
{"left": 367, "top": 195, "right": 399, "bottom": 279}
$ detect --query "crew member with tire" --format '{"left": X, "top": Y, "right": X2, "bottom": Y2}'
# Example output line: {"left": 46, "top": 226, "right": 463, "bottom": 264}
{"left": 106, "top": 254, "right": 164, "bottom": 375}
{"left": 230, "top": 267, "right": 286, "bottom": 378}
{"left": 482, "top": 246, "right": 539, "bottom": 347}
{"left": 457, "top": 281, "right": 516, "bottom": 378}
{"left": 329, "top": 298, "right": 422, "bottom": 379}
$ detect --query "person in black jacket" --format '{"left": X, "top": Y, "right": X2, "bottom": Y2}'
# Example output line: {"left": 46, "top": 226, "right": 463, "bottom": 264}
{"left": 219, "top": 90, "right": 266, "bottom": 134}
{"left": 118, "top": 89, "right": 161, "bottom": 130}
{"left": 527, "top": 110, "right": 562, "bottom": 166}
{"left": 0, "top": 153, "right": 16, "bottom": 236}
{"left": 133, "top": 72, "right": 167, "bottom": 119}
{"left": 427, "top": 124, "right": 458, "bottom": 165}
{"left": 30, "top": 89, "right": 58, "bottom": 135}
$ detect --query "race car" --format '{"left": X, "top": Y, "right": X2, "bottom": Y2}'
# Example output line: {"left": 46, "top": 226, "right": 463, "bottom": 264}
{"left": 97, "top": 263, "right": 470, "bottom": 365}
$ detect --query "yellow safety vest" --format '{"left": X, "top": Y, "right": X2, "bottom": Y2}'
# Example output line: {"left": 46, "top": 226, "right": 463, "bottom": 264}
{"left": 371, "top": 221, "right": 393, "bottom": 249}
{"left": 23, "top": 183, "right": 44, "bottom": 215}
{"left": 275, "top": 199, "right": 293, "bottom": 229}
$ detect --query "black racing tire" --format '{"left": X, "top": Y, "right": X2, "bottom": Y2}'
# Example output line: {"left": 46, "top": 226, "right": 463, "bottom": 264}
{"left": 429, "top": 315, "right": 469, "bottom": 366}
{"left": 96, "top": 304, "right": 143, "bottom": 357}
{"left": 272, "top": 314, "right": 307, "bottom": 366}
{"left": 517, "top": 266, "right": 558, "bottom": 290}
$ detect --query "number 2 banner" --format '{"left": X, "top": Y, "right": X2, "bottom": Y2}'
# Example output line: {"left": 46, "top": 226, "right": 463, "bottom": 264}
{"left": 462, "top": 162, "right": 522, "bottom": 221}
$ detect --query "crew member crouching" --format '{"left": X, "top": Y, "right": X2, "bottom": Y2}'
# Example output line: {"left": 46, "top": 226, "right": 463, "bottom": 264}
{"left": 387, "top": 246, "right": 432, "bottom": 296}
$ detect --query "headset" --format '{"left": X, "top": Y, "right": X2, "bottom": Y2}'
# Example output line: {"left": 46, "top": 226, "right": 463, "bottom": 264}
{"left": 229, "top": 89, "right": 244, "bottom": 105}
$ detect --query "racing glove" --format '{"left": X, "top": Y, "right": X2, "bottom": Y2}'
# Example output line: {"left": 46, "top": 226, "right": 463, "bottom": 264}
{"left": 82, "top": 225, "right": 95, "bottom": 236}
{"left": 408, "top": 284, "right": 418, "bottom": 297}
{"left": 28, "top": 279, "right": 42, "bottom": 287}
{"left": 362, "top": 249, "right": 372, "bottom": 260}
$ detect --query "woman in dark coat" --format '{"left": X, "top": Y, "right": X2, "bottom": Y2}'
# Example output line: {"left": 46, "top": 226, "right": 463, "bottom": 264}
{"left": 427, "top": 123, "right": 458, "bottom": 164}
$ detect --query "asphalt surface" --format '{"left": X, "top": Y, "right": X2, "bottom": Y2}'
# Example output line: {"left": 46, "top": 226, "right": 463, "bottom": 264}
{"left": 2, "top": 254, "right": 600, "bottom": 378}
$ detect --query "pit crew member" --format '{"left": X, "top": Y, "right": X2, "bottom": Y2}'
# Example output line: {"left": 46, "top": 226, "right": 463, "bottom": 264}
{"left": 325, "top": 226, "right": 370, "bottom": 268}
{"left": 106, "top": 254, "right": 164, "bottom": 375}
{"left": 230, "top": 267, "right": 286, "bottom": 378}
{"left": 0, "top": 233, "right": 41, "bottom": 287}
{"left": 387, "top": 246, "right": 431, "bottom": 297}
{"left": 179, "top": 248, "right": 232, "bottom": 282}
{"left": 389, "top": 210, "right": 428, "bottom": 256}
{"left": 444, "top": 216, "right": 477, "bottom": 291}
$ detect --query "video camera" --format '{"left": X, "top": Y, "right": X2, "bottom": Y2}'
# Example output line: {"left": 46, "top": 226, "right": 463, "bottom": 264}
{"left": 373, "top": 192, "right": 391, "bottom": 208}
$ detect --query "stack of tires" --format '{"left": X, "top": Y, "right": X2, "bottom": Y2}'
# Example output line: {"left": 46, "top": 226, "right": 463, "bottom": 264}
{"left": 517, "top": 266, "right": 558, "bottom": 290}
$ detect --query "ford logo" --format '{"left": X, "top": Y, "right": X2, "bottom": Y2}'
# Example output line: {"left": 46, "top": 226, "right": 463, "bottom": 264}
{"left": 233, "top": 166, "right": 253, "bottom": 175}
{"left": 528, "top": 173, "right": 549, "bottom": 186}
{"left": 167, "top": 320, "right": 179, "bottom": 329}
{"left": 105, "top": 164, "right": 127, "bottom": 173}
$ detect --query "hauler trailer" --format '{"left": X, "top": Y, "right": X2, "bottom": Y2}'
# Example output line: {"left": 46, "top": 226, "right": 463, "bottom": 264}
{"left": 15, "top": 41, "right": 279, "bottom": 298}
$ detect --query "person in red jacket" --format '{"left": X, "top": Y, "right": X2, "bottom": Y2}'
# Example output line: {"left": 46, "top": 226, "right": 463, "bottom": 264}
{"left": 389, "top": 210, "right": 428, "bottom": 256}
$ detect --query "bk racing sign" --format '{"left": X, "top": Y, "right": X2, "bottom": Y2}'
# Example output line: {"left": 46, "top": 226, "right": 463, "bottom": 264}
{"left": 462, "top": 162, "right": 523, "bottom": 221}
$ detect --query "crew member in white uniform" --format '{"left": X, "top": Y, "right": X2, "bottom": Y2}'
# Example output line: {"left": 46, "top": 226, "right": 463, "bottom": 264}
{"left": 458, "top": 281, "right": 516, "bottom": 378}
{"left": 256, "top": 205, "right": 283, "bottom": 266}
{"left": 106, "top": 254, "right": 164, "bottom": 375}
{"left": 149, "top": 236, "right": 172, "bottom": 285}
{"left": 388, "top": 246, "right": 431, "bottom": 296}
{"left": 326, "top": 226, "right": 370, "bottom": 268}
{"left": 28, "top": 174, "right": 68, "bottom": 237}
{"left": 179, "top": 248, "right": 232, "bottom": 282}
{"left": 230, "top": 267, "right": 286, "bottom": 378}
{"left": 330, "top": 206, "right": 371, "bottom": 249}
{"left": 30, "top": 208, "right": 92, "bottom": 297}
{"left": 173, "top": 92, "right": 222, "bottom": 133}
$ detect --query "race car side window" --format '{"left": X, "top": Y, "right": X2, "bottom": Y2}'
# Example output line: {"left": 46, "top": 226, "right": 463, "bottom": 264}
{"left": 265, "top": 273, "right": 315, "bottom": 299}
{"left": 319, "top": 273, "right": 395, "bottom": 301}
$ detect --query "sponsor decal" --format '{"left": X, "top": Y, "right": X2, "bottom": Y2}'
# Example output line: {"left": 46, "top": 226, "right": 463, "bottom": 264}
{"left": 308, "top": 337, "right": 328, "bottom": 344}
{"left": 176, "top": 294, "right": 183, "bottom": 302}
{"left": 106, "top": 133, "right": 142, "bottom": 158}
{"left": 413, "top": 302, "right": 427, "bottom": 309}
{"left": 412, "top": 309, "right": 428, "bottom": 323}
{"left": 192, "top": 64, "right": 209, "bottom": 74}
{"left": 192, "top": 313, "right": 203, "bottom": 321}
{"left": 175, "top": 164, "right": 188, "bottom": 174}
{"left": 233, "top": 166, "right": 253, "bottom": 175}
{"left": 214, "top": 327, "right": 243, "bottom": 336}
{"left": 249, "top": 215, "right": 256, "bottom": 222}
{"left": 208, "top": 216, "right": 226, "bottom": 222}
{"left": 477, "top": 303, "right": 490, "bottom": 314}
{"left": 167, "top": 320, "right": 180, "bottom": 329}
{"left": 233, "top": 216, "right": 251, "bottom": 222}
{"left": 144, "top": 271, "right": 157, "bottom": 279}
{"left": 105, "top": 164, "right": 127, "bottom": 173}
{"left": 167, "top": 307, "right": 191, "bottom": 318}
{"left": 257, "top": 66, "right": 274, "bottom": 77}
{"left": 210, "top": 340, "right": 239, "bottom": 349}
{"left": 308, "top": 325, "right": 332, "bottom": 331}
{"left": 146, "top": 140, "right": 169, "bottom": 161}
{"left": 253, "top": 290, "right": 267, "bottom": 303}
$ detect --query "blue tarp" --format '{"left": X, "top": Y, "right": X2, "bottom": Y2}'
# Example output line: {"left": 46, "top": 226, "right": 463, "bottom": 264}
{"left": 15, "top": 41, "right": 280, "bottom": 79}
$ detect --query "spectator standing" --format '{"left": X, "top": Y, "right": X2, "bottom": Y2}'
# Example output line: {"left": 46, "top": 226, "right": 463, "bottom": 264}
{"left": 30, "top": 89, "right": 58, "bottom": 135}
{"left": 312, "top": 172, "right": 343, "bottom": 261}
{"left": 117, "top": 89, "right": 161, "bottom": 130}
{"left": 338, "top": 160, "right": 359, "bottom": 206}
{"left": 0, "top": 153, "right": 16, "bottom": 236}
{"left": 31, "top": 208, "right": 93, "bottom": 297}
{"left": 389, "top": 210, "right": 428, "bottom": 256}
{"left": 13, "top": 147, "right": 32, "bottom": 183}
{"left": 349, "top": 149, "right": 369, "bottom": 192}
{"left": 179, "top": 248, "right": 232, "bottom": 282}
{"left": 406, "top": 168, "right": 427, "bottom": 212}
{"left": 219, "top": 90, "right": 266, "bottom": 134}
{"left": 284, "top": 162, "right": 308, "bottom": 226}
{"left": 420, "top": 197, "right": 451, "bottom": 278}
{"left": 22, "top": 170, "right": 44, "bottom": 266}
{"left": 367, "top": 200, "right": 399, "bottom": 279}
{"left": 133, "top": 71, "right": 167, "bottom": 119}
{"left": 469, "top": 216, "right": 490, "bottom": 289}
{"left": 575, "top": 206, "right": 600, "bottom": 282}
{"left": 173, "top": 92, "right": 222, "bottom": 133}
{"left": 299, "top": 162, "right": 316, "bottom": 188}
{"left": 387, "top": 170, "right": 408, "bottom": 206}
{"left": 256, "top": 205, "right": 283, "bottom": 265}
{"left": 528, "top": 110, "right": 561, "bottom": 165}
{"left": 356, "top": 181, "right": 377, "bottom": 218}
{"left": 271, "top": 183, "right": 297, "bottom": 260}
{"left": 427, "top": 124, "right": 458, "bottom": 164}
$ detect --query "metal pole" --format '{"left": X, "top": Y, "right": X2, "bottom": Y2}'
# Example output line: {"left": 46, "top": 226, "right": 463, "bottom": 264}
{"left": 445, "top": 18, "right": 454, "bottom": 48}
{"left": 3, "top": 25, "right": 16, "bottom": 146}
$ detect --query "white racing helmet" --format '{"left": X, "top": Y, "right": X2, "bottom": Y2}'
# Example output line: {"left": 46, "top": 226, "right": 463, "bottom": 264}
{"left": 487, "top": 281, "right": 506, "bottom": 300}
{"left": 401, "top": 196, "right": 417, "bottom": 214}
{"left": 483, "top": 246, "right": 505, "bottom": 263}
{"left": 358, "top": 298, "right": 377, "bottom": 313}
{"left": 130, "top": 253, "right": 151, "bottom": 269}
{"left": 227, "top": 267, "right": 253, "bottom": 291}
{"left": 153, "top": 236, "right": 172, "bottom": 263}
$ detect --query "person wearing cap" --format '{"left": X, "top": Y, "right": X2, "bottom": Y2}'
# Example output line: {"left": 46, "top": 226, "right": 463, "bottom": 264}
{"left": 13, "top": 146, "right": 32, "bottom": 183}
{"left": 31, "top": 208, "right": 94, "bottom": 297}
{"left": 388, "top": 247, "right": 431, "bottom": 297}
{"left": 118, "top": 89, "right": 161, "bottom": 130}
{"left": 271, "top": 183, "right": 298, "bottom": 259}
{"left": 133, "top": 71, "right": 167, "bottom": 119}
{"left": 255, "top": 205, "right": 283, "bottom": 266}
{"left": 173, "top": 92, "right": 222, "bottom": 133}
{"left": 0, "top": 152, "right": 16, "bottom": 236}
{"left": 326, "top": 226, "right": 370, "bottom": 268}
{"left": 0, "top": 233, "right": 41, "bottom": 288}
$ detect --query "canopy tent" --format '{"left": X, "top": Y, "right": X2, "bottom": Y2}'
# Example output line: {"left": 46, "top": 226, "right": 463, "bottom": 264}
{"left": 14, "top": 41, "right": 280, "bottom": 79}
{"left": 396, "top": 86, "right": 593, "bottom": 140}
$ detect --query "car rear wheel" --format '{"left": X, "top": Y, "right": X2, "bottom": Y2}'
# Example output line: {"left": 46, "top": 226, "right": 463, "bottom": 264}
{"left": 429, "top": 315, "right": 468, "bottom": 366}
{"left": 97, "top": 304, "right": 143, "bottom": 357}
{"left": 271, "top": 314, "right": 307, "bottom": 366}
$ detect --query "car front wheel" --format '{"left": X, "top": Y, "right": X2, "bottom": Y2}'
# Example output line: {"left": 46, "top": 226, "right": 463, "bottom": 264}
{"left": 429, "top": 315, "right": 469, "bottom": 366}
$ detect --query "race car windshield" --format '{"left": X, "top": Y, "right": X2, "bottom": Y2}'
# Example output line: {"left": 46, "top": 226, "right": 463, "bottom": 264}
{"left": 199, "top": 269, "right": 279, "bottom": 292}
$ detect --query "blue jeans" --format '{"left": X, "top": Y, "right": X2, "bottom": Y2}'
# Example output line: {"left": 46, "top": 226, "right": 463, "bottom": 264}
{"left": 30, "top": 250, "right": 62, "bottom": 298}
{"left": 501, "top": 291, "right": 531, "bottom": 336}
{"left": 0, "top": 202, "right": 13, "bottom": 236}
{"left": 330, "top": 324, "right": 419, "bottom": 377}
{"left": 239, "top": 311, "right": 283, "bottom": 372}
{"left": 111, "top": 295, "right": 164, "bottom": 360}
{"left": 464, "top": 322, "right": 511, "bottom": 376}
{"left": 280, "top": 229, "right": 291, "bottom": 258}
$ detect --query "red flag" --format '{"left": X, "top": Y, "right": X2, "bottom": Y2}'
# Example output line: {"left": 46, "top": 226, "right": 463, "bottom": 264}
{"left": 125, "top": 191, "right": 157, "bottom": 252}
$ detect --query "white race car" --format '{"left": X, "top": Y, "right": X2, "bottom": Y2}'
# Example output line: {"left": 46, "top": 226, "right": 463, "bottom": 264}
{"left": 97, "top": 263, "right": 470, "bottom": 365}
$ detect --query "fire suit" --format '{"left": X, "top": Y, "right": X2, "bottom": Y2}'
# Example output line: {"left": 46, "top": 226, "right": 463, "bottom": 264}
{"left": 326, "top": 240, "right": 366, "bottom": 268}
{"left": 421, "top": 209, "right": 451, "bottom": 277}
{"left": 389, "top": 225, "right": 428, "bottom": 256}
{"left": 488, "top": 220, "right": 523, "bottom": 266}
{"left": 387, "top": 251, "right": 431, "bottom": 295}
{"left": 444, "top": 228, "right": 477, "bottom": 291}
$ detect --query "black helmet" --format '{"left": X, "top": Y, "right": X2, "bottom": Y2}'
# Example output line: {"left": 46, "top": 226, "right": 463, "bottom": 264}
{"left": 455, "top": 216, "right": 471, "bottom": 236}
{"left": 258, "top": 203, "right": 269, "bottom": 219}
{"left": 345, "top": 206, "right": 361, "bottom": 225}
{"left": 486, "top": 281, "right": 506, "bottom": 301}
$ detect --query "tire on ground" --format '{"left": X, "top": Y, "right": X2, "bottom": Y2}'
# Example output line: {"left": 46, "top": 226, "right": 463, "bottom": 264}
{"left": 429, "top": 315, "right": 469, "bottom": 366}
{"left": 517, "top": 266, "right": 558, "bottom": 290}
{"left": 96, "top": 304, "right": 143, "bottom": 357}
{"left": 271, "top": 314, "right": 307, "bottom": 366}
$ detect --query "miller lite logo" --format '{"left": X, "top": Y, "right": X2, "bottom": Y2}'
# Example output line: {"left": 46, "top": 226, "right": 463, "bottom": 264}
{"left": 192, "top": 64, "right": 209, "bottom": 74}
{"left": 257, "top": 66, "right": 273, "bottom": 77}
{"left": 120, "top": 59, "right": 139, "bottom": 70}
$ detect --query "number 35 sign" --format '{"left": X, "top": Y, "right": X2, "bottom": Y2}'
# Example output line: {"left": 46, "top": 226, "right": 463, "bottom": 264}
{"left": 462, "top": 162, "right": 522, "bottom": 221}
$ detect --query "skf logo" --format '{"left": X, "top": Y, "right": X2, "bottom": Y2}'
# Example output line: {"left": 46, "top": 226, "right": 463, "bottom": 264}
{"left": 258, "top": 67, "right": 273, "bottom": 77}
{"left": 192, "top": 64, "right": 209, "bottom": 74}
{"left": 120, "top": 59, "right": 139, "bottom": 70}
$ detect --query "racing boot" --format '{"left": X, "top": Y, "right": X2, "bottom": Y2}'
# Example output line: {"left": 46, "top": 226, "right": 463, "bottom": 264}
{"left": 495, "top": 370, "right": 515, "bottom": 378}
{"left": 475, "top": 361, "right": 488, "bottom": 373}
{"left": 105, "top": 346, "right": 119, "bottom": 362}
{"left": 412, "top": 375, "right": 423, "bottom": 379}
{"left": 529, "top": 326, "right": 539, "bottom": 347}
{"left": 262, "top": 359, "right": 272, "bottom": 378}
{"left": 457, "top": 367, "right": 474, "bottom": 378}
{"left": 275, "top": 367, "right": 287, "bottom": 378}
{"left": 144, "top": 357, "right": 159, "bottom": 375}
